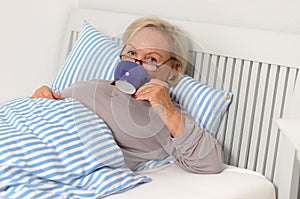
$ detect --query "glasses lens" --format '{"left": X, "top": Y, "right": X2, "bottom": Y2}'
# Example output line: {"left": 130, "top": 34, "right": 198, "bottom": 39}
{"left": 120, "top": 55, "right": 157, "bottom": 71}
{"left": 142, "top": 63, "right": 157, "bottom": 72}
{"left": 120, "top": 55, "right": 130, "bottom": 61}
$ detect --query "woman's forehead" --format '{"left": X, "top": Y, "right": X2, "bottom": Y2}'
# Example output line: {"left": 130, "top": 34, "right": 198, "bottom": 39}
{"left": 124, "top": 44, "right": 171, "bottom": 56}
{"left": 128, "top": 27, "right": 172, "bottom": 52}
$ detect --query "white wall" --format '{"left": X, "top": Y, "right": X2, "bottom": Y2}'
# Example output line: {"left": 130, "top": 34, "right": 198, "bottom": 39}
{"left": 78, "top": 0, "right": 300, "bottom": 34}
{"left": 0, "top": 0, "right": 76, "bottom": 103}
{"left": 77, "top": 0, "right": 300, "bottom": 66}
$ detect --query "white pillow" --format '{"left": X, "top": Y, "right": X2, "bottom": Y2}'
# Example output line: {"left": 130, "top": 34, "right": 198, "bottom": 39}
{"left": 169, "top": 75, "right": 233, "bottom": 136}
{"left": 51, "top": 21, "right": 121, "bottom": 92}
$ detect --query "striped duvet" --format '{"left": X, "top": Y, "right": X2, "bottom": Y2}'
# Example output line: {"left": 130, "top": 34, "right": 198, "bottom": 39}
{"left": 0, "top": 97, "right": 150, "bottom": 198}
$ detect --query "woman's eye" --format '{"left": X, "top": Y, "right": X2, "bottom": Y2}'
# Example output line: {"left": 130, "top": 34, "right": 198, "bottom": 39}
{"left": 127, "top": 50, "right": 136, "bottom": 57}
{"left": 146, "top": 57, "right": 158, "bottom": 64}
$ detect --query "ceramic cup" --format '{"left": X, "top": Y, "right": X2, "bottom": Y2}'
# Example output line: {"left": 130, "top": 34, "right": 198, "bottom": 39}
{"left": 114, "top": 60, "right": 151, "bottom": 94}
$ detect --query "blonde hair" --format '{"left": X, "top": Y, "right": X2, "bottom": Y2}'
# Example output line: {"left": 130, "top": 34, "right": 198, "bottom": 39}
{"left": 122, "top": 16, "right": 189, "bottom": 86}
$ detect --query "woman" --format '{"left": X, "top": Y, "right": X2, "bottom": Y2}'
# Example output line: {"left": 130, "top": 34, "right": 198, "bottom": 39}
{"left": 32, "top": 16, "right": 223, "bottom": 174}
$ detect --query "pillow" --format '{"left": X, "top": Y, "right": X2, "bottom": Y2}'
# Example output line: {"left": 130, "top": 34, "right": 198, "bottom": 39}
{"left": 51, "top": 21, "right": 121, "bottom": 92}
{"left": 169, "top": 75, "right": 233, "bottom": 136}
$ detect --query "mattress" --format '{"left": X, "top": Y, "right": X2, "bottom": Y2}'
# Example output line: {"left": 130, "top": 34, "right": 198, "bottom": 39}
{"left": 108, "top": 164, "right": 276, "bottom": 199}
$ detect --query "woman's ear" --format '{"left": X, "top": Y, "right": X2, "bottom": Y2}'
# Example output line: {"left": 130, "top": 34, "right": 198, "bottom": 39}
{"left": 170, "top": 59, "right": 181, "bottom": 70}
{"left": 168, "top": 66, "right": 178, "bottom": 80}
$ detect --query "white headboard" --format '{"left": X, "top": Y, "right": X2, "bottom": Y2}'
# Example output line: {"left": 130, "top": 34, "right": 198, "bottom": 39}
{"left": 59, "top": 8, "right": 239, "bottom": 68}
{"left": 60, "top": 8, "right": 299, "bottom": 199}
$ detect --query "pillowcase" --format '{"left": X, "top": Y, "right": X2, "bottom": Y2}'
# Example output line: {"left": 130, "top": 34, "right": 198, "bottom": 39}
{"left": 169, "top": 75, "right": 233, "bottom": 136}
{"left": 51, "top": 21, "right": 121, "bottom": 92}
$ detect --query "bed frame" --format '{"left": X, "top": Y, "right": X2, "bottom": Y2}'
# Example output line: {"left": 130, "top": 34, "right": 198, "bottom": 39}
{"left": 59, "top": 8, "right": 299, "bottom": 199}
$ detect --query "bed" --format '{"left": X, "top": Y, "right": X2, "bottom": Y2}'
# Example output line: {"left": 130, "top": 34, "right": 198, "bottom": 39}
{"left": 0, "top": 8, "right": 299, "bottom": 199}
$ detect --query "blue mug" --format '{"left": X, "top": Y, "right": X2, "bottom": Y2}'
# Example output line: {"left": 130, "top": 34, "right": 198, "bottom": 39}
{"left": 114, "top": 60, "right": 151, "bottom": 94}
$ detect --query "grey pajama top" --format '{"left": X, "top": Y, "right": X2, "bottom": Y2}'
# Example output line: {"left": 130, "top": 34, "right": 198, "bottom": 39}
{"left": 60, "top": 80, "right": 223, "bottom": 174}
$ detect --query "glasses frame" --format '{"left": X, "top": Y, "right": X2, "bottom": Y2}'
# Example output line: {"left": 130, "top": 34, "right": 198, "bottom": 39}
{"left": 119, "top": 45, "right": 177, "bottom": 71}
{"left": 119, "top": 54, "right": 175, "bottom": 71}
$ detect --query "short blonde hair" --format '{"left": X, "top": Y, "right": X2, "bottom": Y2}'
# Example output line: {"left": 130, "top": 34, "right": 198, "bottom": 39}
{"left": 122, "top": 16, "right": 189, "bottom": 86}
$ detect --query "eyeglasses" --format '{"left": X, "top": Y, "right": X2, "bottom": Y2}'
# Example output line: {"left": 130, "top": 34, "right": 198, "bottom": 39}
{"left": 119, "top": 54, "right": 175, "bottom": 72}
{"left": 119, "top": 44, "right": 178, "bottom": 72}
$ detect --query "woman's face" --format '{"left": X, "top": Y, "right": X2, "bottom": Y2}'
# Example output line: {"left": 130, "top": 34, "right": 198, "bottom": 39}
{"left": 124, "top": 27, "right": 177, "bottom": 82}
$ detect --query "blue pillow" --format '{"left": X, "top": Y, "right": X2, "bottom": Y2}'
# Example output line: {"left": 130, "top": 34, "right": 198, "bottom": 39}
{"left": 51, "top": 21, "right": 121, "bottom": 92}
{"left": 169, "top": 75, "right": 233, "bottom": 136}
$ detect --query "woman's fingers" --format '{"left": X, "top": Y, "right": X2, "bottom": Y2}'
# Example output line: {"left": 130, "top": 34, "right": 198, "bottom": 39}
{"left": 52, "top": 92, "right": 61, "bottom": 99}
{"left": 135, "top": 83, "right": 158, "bottom": 101}
{"left": 135, "top": 79, "right": 170, "bottom": 105}
{"left": 135, "top": 79, "right": 177, "bottom": 122}
{"left": 31, "top": 85, "right": 59, "bottom": 100}
{"left": 136, "top": 80, "right": 166, "bottom": 96}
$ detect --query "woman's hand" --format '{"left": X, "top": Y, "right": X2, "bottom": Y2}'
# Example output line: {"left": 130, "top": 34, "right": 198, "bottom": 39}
{"left": 134, "top": 79, "right": 185, "bottom": 137}
{"left": 135, "top": 79, "right": 172, "bottom": 111}
{"left": 31, "top": 85, "right": 60, "bottom": 100}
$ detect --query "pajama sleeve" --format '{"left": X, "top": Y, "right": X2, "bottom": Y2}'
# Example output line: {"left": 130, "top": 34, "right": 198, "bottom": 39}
{"left": 164, "top": 104, "right": 224, "bottom": 174}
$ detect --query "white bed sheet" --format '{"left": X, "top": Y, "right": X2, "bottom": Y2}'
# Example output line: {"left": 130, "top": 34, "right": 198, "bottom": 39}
{"left": 108, "top": 164, "right": 276, "bottom": 199}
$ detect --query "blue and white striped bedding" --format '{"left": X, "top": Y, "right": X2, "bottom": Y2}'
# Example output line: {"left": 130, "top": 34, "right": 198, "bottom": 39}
{"left": 51, "top": 21, "right": 121, "bottom": 92}
{"left": 169, "top": 75, "right": 232, "bottom": 136}
{"left": 0, "top": 97, "right": 150, "bottom": 198}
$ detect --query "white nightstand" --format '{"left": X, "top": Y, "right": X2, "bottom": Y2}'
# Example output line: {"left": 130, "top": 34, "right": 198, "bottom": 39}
{"left": 276, "top": 119, "right": 300, "bottom": 162}
{"left": 276, "top": 119, "right": 300, "bottom": 199}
